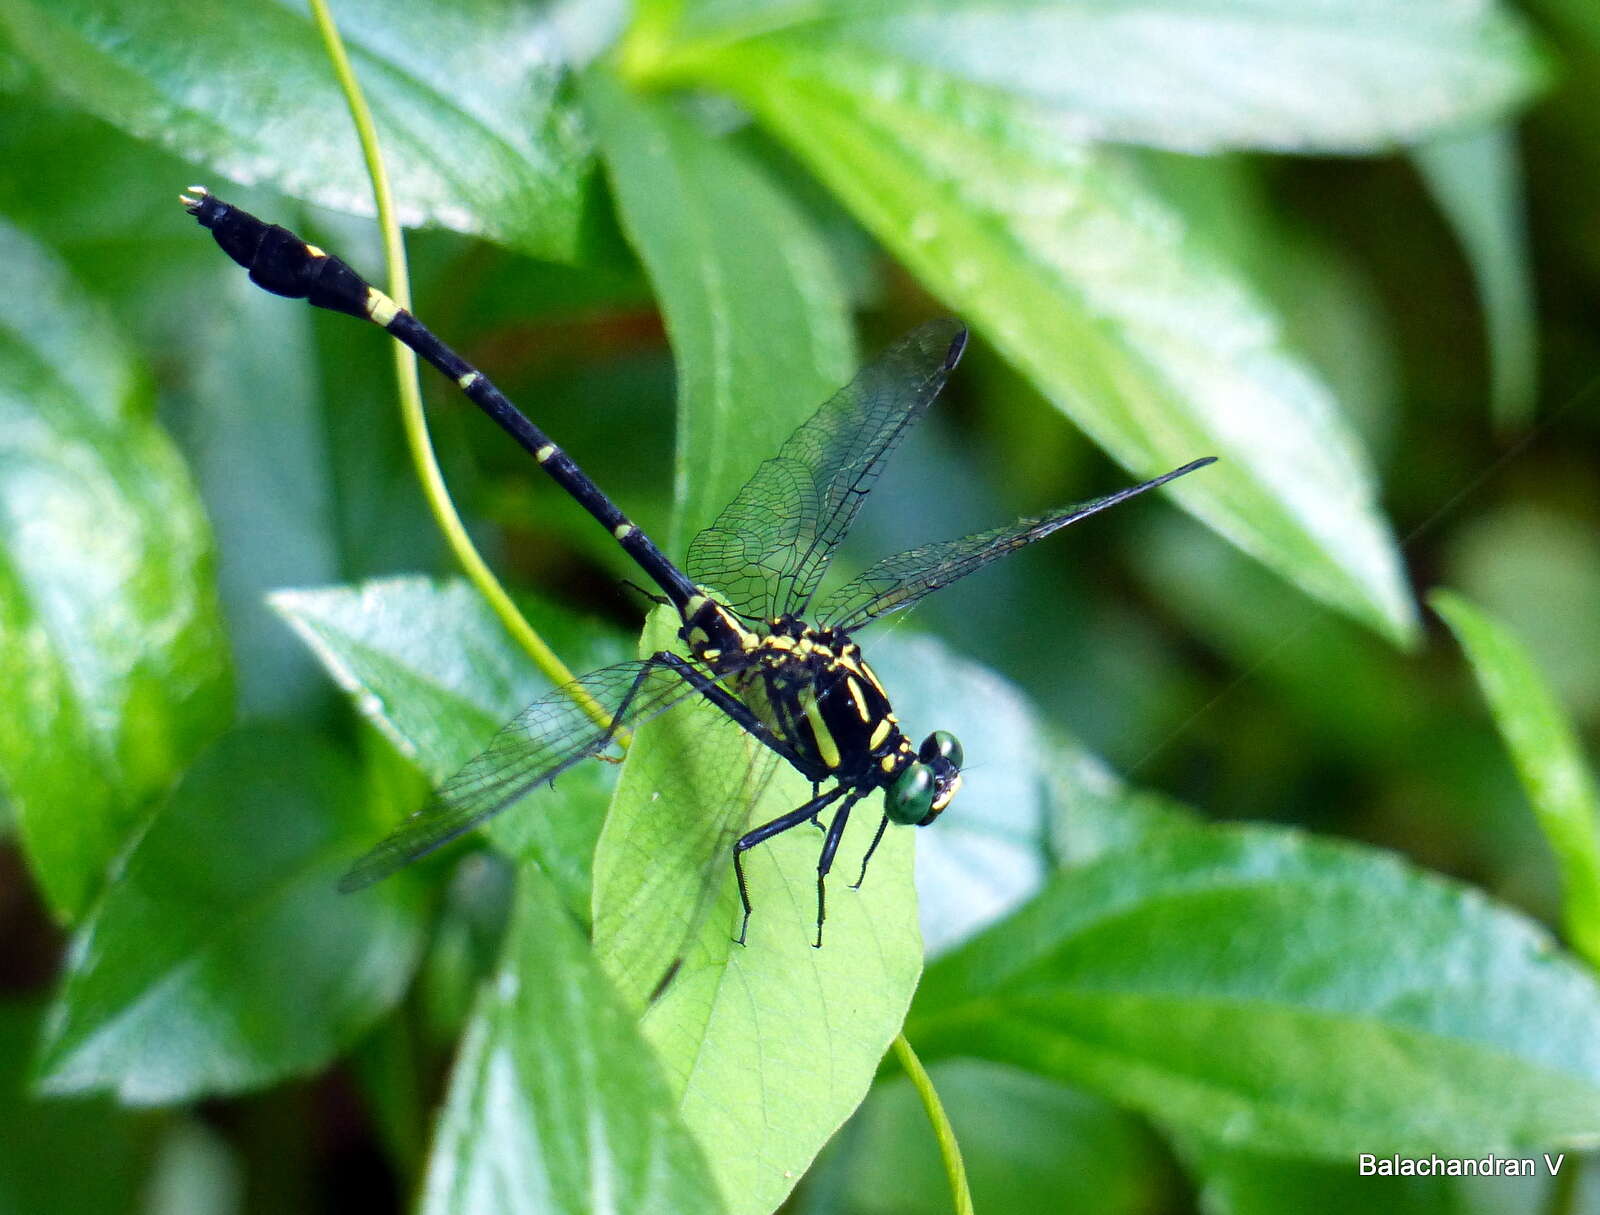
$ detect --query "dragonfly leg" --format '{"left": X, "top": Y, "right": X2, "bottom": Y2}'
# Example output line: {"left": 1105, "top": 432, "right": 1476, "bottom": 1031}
{"left": 850, "top": 813, "right": 891, "bottom": 890}
{"left": 654, "top": 653, "right": 809, "bottom": 769}
{"left": 733, "top": 785, "right": 845, "bottom": 945}
{"left": 814, "top": 791, "right": 866, "bottom": 948}
{"left": 810, "top": 782, "right": 826, "bottom": 832}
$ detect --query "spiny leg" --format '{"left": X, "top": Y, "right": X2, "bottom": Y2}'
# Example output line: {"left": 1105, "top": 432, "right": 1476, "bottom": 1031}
{"left": 850, "top": 813, "right": 891, "bottom": 890}
{"left": 814, "top": 791, "right": 867, "bottom": 948}
{"left": 733, "top": 786, "right": 846, "bottom": 946}
{"left": 653, "top": 653, "right": 809, "bottom": 770}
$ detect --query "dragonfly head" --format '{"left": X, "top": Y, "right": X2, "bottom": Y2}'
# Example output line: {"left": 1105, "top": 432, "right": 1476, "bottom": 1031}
{"left": 884, "top": 731, "right": 964, "bottom": 827}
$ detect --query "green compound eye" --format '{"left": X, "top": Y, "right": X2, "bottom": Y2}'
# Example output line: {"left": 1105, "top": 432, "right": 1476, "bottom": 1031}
{"left": 885, "top": 763, "right": 936, "bottom": 825}
{"left": 919, "top": 730, "right": 963, "bottom": 769}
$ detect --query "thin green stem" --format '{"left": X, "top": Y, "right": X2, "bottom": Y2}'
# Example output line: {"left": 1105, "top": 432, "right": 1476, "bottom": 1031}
{"left": 305, "top": 0, "right": 596, "bottom": 711}
{"left": 892, "top": 1034, "right": 974, "bottom": 1215}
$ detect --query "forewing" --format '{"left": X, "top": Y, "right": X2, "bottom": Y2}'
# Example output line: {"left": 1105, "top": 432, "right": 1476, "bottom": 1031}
{"left": 685, "top": 319, "right": 968, "bottom": 620}
{"left": 817, "top": 458, "right": 1216, "bottom": 631}
{"left": 339, "top": 658, "right": 737, "bottom": 891}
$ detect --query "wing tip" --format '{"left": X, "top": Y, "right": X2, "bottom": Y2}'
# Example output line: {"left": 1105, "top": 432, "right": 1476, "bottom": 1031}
{"left": 336, "top": 862, "right": 381, "bottom": 894}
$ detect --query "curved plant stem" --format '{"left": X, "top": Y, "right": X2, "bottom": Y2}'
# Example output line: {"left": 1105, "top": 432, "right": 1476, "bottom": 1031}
{"left": 307, "top": 0, "right": 613, "bottom": 730}
{"left": 892, "top": 1033, "right": 974, "bottom": 1215}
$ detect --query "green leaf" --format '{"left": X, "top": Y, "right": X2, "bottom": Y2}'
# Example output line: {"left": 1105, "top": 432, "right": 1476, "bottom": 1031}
{"left": 1433, "top": 590, "right": 1600, "bottom": 968}
{"left": 820, "top": 1060, "right": 1171, "bottom": 1215}
{"left": 271, "top": 577, "right": 624, "bottom": 920}
{"left": 637, "top": 0, "right": 1548, "bottom": 153}
{"left": 36, "top": 726, "right": 425, "bottom": 1104}
{"left": 583, "top": 68, "right": 855, "bottom": 548}
{"left": 0, "top": 0, "right": 601, "bottom": 262}
{"left": 1415, "top": 127, "right": 1538, "bottom": 428}
{"left": 0, "top": 1002, "right": 150, "bottom": 1212}
{"left": 678, "top": 43, "right": 1418, "bottom": 644}
{"left": 0, "top": 220, "right": 230, "bottom": 922}
{"left": 421, "top": 873, "right": 724, "bottom": 1215}
{"left": 593, "top": 608, "right": 922, "bottom": 1215}
{"left": 910, "top": 825, "right": 1600, "bottom": 1158}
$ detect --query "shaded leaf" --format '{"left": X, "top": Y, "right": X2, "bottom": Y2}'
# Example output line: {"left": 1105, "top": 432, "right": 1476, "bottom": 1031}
{"left": 638, "top": 0, "right": 1548, "bottom": 153}
{"left": 1434, "top": 590, "right": 1600, "bottom": 967}
{"left": 421, "top": 873, "right": 724, "bottom": 1215}
{"left": 0, "top": 0, "right": 602, "bottom": 261}
{"left": 0, "top": 1002, "right": 149, "bottom": 1213}
{"left": 1415, "top": 127, "right": 1538, "bottom": 428}
{"left": 0, "top": 220, "right": 230, "bottom": 921}
{"left": 911, "top": 825, "right": 1600, "bottom": 1157}
{"left": 686, "top": 43, "right": 1417, "bottom": 643}
{"left": 271, "top": 577, "right": 624, "bottom": 919}
{"left": 583, "top": 68, "right": 855, "bottom": 549}
{"left": 36, "top": 726, "right": 424, "bottom": 1103}
{"left": 593, "top": 608, "right": 922, "bottom": 1215}
{"left": 814, "top": 1059, "right": 1171, "bottom": 1215}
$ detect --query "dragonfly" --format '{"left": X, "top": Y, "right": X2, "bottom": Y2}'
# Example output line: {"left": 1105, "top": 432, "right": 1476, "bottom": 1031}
{"left": 183, "top": 186, "right": 1215, "bottom": 947}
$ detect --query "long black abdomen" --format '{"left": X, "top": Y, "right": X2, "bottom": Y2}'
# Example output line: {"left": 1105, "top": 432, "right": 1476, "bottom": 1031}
{"left": 182, "top": 187, "right": 699, "bottom": 612}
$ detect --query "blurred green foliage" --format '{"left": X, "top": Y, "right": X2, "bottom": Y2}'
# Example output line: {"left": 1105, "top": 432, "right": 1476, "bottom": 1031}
{"left": 2, "top": 1, "right": 1600, "bottom": 1213}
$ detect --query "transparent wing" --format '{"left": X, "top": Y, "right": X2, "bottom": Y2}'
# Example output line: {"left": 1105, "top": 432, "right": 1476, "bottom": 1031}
{"left": 685, "top": 319, "right": 968, "bottom": 620}
{"left": 339, "top": 656, "right": 753, "bottom": 891}
{"left": 816, "top": 458, "right": 1216, "bottom": 631}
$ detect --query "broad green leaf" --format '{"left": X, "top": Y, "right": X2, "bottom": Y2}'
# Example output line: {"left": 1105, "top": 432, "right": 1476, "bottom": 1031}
{"left": 421, "top": 874, "right": 724, "bottom": 1215}
{"left": 679, "top": 43, "right": 1417, "bottom": 644}
{"left": 0, "top": 0, "right": 601, "bottom": 262}
{"left": 635, "top": 0, "right": 1547, "bottom": 153}
{"left": 271, "top": 577, "right": 625, "bottom": 919}
{"left": 0, "top": 1002, "right": 149, "bottom": 1213}
{"left": 1434, "top": 591, "right": 1600, "bottom": 968}
{"left": 910, "top": 825, "right": 1600, "bottom": 1158}
{"left": 815, "top": 1060, "right": 1170, "bottom": 1215}
{"left": 1415, "top": 127, "right": 1538, "bottom": 428}
{"left": 593, "top": 609, "right": 922, "bottom": 1215}
{"left": 583, "top": 68, "right": 854, "bottom": 548}
{"left": 0, "top": 220, "right": 230, "bottom": 921}
{"left": 36, "top": 726, "right": 424, "bottom": 1104}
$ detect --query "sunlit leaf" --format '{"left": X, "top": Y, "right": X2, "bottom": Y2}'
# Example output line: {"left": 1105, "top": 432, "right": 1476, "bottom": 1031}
{"left": 1434, "top": 590, "right": 1600, "bottom": 968}
{"left": 421, "top": 874, "right": 724, "bottom": 1215}
{"left": 593, "top": 609, "right": 922, "bottom": 1215}
{"left": 272, "top": 577, "right": 624, "bottom": 919}
{"left": 0, "top": 0, "right": 604, "bottom": 261}
{"left": 678, "top": 43, "right": 1417, "bottom": 643}
{"left": 0, "top": 220, "right": 230, "bottom": 922}
{"left": 583, "top": 68, "right": 855, "bottom": 548}
{"left": 911, "top": 825, "right": 1600, "bottom": 1157}
{"left": 37, "top": 727, "right": 424, "bottom": 1103}
{"left": 636, "top": 0, "right": 1548, "bottom": 153}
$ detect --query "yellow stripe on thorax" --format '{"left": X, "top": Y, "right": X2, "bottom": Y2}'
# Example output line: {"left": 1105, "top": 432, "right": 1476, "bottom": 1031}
{"left": 801, "top": 693, "right": 841, "bottom": 768}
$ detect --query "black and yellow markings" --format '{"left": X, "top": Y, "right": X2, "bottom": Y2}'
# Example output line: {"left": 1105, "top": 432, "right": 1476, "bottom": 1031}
{"left": 801, "top": 692, "right": 843, "bottom": 769}
{"left": 364, "top": 286, "right": 400, "bottom": 327}
{"left": 186, "top": 193, "right": 1120, "bottom": 950}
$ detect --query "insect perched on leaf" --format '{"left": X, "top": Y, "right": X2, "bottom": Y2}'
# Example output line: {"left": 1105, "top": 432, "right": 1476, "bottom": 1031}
{"left": 183, "top": 186, "right": 1215, "bottom": 947}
